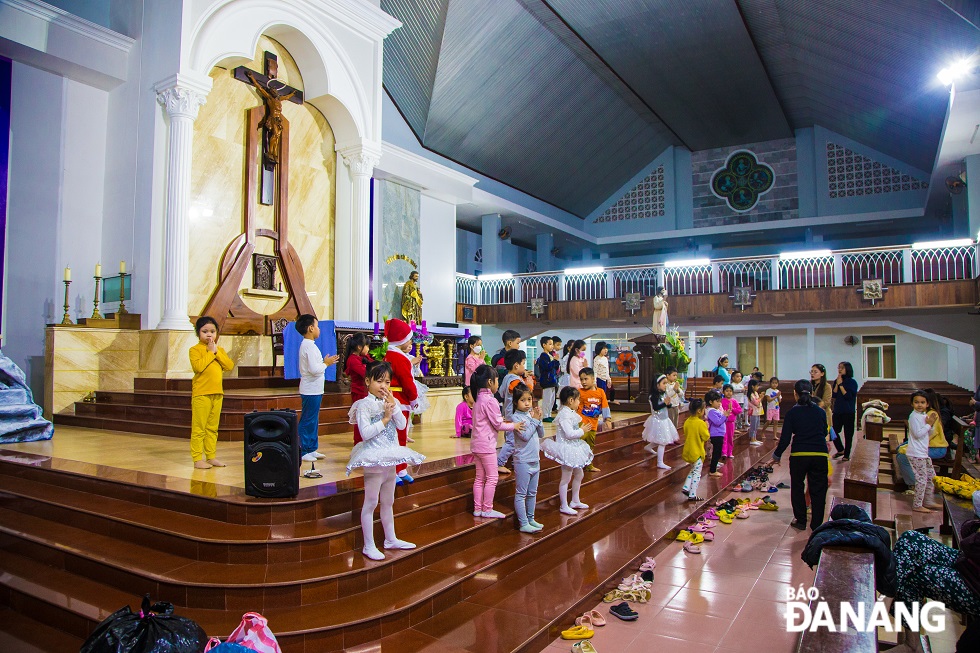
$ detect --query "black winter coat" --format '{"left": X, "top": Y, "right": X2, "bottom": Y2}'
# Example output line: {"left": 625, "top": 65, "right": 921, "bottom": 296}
{"left": 801, "top": 504, "right": 896, "bottom": 596}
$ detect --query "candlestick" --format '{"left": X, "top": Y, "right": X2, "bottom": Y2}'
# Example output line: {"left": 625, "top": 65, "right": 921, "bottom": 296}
{"left": 91, "top": 274, "right": 103, "bottom": 320}
{"left": 64, "top": 266, "right": 71, "bottom": 282}
{"left": 117, "top": 272, "right": 129, "bottom": 315}
{"left": 61, "top": 280, "right": 73, "bottom": 325}
{"left": 119, "top": 260, "right": 126, "bottom": 274}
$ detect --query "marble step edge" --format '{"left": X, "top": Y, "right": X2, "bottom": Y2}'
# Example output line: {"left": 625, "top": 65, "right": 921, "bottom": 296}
{"left": 0, "top": 426, "right": 680, "bottom": 557}
{"left": 0, "top": 444, "right": 684, "bottom": 593}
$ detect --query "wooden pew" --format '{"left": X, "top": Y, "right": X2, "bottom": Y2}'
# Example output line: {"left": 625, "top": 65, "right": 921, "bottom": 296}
{"left": 857, "top": 381, "right": 973, "bottom": 422}
{"left": 894, "top": 513, "right": 913, "bottom": 540}
{"left": 797, "top": 497, "right": 877, "bottom": 653}
{"left": 942, "top": 493, "right": 977, "bottom": 547}
{"left": 844, "top": 437, "right": 880, "bottom": 519}
{"left": 947, "top": 415, "right": 970, "bottom": 479}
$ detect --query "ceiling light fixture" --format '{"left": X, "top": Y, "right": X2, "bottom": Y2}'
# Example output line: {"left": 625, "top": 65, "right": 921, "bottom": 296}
{"left": 911, "top": 238, "right": 973, "bottom": 250}
{"left": 564, "top": 266, "right": 604, "bottom": 275}
{"left": 778, "top": 249, "right": 832, "bottom": 260}
{"left": 937, "top": 58, "right": 973, "bottom": 86}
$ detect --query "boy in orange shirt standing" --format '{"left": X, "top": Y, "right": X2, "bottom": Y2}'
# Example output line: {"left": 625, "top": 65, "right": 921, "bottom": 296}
{"left": 577, "top": 367, "right": 612, "bottom": 473}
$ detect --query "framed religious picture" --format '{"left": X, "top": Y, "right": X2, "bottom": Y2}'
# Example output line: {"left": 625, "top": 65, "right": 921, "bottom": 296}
{"left": 862, "top": 279, "right": 883, "bottom": 301}
{"left": 529, "top": 298, "right": 545, "bottom": 317}
{"left": 731, "top": 286, "right": 755, "bottom": 310}
{"left": 461, "top": 306, "right": 475, "bottom": 322}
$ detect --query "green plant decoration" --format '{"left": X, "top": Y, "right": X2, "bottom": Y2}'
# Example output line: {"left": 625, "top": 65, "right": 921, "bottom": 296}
{"left": 656, "top": 329, "right": 691, "bottom": 373}
{"left": 370, "top": 339, "right": 388, "bottom": 361}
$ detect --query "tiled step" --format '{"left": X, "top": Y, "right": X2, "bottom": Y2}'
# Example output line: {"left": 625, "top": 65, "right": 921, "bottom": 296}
{"left": 70, "top": 399, "right": 352, "bottom": 429}
{"left": 93, "top": 389, "right": 351, "bottom": 410}
{"left": 0, "top": 427, "right": 690, "bottom": 601}
{"left": 135, "top": 376, "right": 301, "bottom": 391}
{"left": 0, "top": 439, "right": 776, "bottom": 652}
{"left": 51, "top": 413, "right": 353, "bottom": 439}
{"left": 0, "top": 607, "right": 86, "bottom": 653}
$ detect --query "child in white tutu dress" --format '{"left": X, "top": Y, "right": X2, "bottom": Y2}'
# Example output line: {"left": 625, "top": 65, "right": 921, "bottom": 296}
{"left": 643, "top": 374, "right": 679, "bottom": 470}
{"left": 542, "top": 387, "right": 593, "bottom": 515}
{"left": 346, "top": 361, "right": 426, "bottom": 561}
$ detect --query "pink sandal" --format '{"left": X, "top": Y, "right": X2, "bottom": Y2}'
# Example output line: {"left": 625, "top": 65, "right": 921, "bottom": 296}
{"left": 700, "top": 530, "right": 715, "bottom": 541}
{"left": 683, "top": 541, "right": 702, "bottom": 554}
{"left": 639, "top": 557, "right": 656, "bottom": 572}
{"left": 690, "top": 523, "right": 711, "bottom": 533}
{"left": 703, "top": 509, "right": 721, "bottom": 521}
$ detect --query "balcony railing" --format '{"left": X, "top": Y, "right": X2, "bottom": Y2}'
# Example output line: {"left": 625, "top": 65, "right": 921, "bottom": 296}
{"left": 456, "top": 242, "right": 979, "bottom": 305}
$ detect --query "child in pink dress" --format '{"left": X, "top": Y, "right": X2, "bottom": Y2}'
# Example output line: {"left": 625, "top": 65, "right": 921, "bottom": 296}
{"left": 721, "top": 384, "right": 742, "bottom": 458}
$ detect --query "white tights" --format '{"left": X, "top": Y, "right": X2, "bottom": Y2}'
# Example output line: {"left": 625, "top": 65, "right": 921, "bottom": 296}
{"left": 559, "top": 465, "right": 585, "bottom": 509}
{"left": 361, "top": 467, "right": 398, "bottom": 552}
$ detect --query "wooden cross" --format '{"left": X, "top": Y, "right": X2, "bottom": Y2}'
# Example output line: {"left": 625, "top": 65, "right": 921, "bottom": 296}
{"left": 233, "top": 52, "right": 304, "bottom": 204}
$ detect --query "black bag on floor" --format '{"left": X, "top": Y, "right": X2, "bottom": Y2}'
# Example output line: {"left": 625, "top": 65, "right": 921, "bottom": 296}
{"left": 80, "top": 595, "right": 208, "bottom": 653}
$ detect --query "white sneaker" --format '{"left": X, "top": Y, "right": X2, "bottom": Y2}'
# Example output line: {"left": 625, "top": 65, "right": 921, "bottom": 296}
{"left": 570, "top": 501, "right": 589, "bottom": 509}
{"left": 749, "top": 440, "right": 763, "bottom": 446}
{"left": 313, "top": 452, "right": 326, "bottom": 459}
{"left": 473, "top": 510, "right": 485, "bottom": 517}
{"left": 384, "top": 538, "right": 416, "bottom": 550}
{"left": 362, "top": 546, "right": 385, "bottom": 561}
{"left": 559, "top": 506, "right": 578, "bottom": 515}
{"left": 301, "top": 453, "right": 318, "bottom": 462}
{"left": 483, "top": 509, "right": 506, "bottom": 519}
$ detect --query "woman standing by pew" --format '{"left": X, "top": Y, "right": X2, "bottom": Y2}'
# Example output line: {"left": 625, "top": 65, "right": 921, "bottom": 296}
{"left": 831, "top": 361, "right": 859, "bottom": 462}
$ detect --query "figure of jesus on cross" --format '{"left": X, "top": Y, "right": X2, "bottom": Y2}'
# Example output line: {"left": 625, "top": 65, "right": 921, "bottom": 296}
{"left": 234, "top": 52, "right": 304, "bottom": 173}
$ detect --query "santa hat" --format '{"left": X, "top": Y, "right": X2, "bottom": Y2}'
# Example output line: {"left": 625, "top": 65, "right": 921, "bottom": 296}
{"left": 385, "top": 319, "right": 413, "bottom": 347}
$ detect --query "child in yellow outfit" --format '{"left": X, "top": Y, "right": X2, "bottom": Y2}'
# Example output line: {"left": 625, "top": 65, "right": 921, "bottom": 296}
{"left": 189, "top": 316, "right": 234, "bottom": 469}
{"left": 681, "top": 399, "right": 710, "bottom": 501}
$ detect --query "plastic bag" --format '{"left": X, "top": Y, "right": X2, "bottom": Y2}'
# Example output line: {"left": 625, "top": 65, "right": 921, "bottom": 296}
{"left": 80, "top": 595, "right": 209, "bottom": 653}
{"left": 226, "top": 613, "right": 282, "bottom": 653}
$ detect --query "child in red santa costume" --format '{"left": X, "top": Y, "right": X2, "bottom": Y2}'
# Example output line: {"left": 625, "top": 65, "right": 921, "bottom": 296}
{"left": 384, "top": 318, "right": 427, "bottom": 485}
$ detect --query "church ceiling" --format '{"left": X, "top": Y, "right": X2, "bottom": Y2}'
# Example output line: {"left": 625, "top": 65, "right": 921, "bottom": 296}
{"left": 380, "top": 0, "right": 978, "bottom": 218}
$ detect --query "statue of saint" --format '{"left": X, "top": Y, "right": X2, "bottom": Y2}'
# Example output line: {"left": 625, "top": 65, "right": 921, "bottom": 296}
{"left": 246, "top": 70, "right": 298, "bottom": 166}
{"left": 652, "top": 287, "right": 669, "bottom": 335}
{"left": 401, "top": 271, "right": 423, "bottom": 324}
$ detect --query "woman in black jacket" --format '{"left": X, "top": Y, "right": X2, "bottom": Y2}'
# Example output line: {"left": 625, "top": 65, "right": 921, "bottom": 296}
{"left": 831, "top": 361, "right": 859, "bottom": 461}
{"left": 768, "top": 379, "right": 830, "bottom": 531}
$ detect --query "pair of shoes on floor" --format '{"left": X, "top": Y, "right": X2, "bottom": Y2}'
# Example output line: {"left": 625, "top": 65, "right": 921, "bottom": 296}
{"left": 758, "top": 496, "right": 779, "bottom": 511}
{"left": 574, "top": 609, "right": 606, "bottom": 628}
{"left": 571, "top": 642, "right": 599, "bottom": 653}
{"left": 610, "top": 601, "right": 638, "bottom": 621}
{"left": 618, "top": 573, "right": 652, "bottom": 592}
{"left": 475, "top": 509, "right": 507, "bottom": 518}
{"left": 638, "top": 556, "right": 656, "bottom": 572}
{"left": 675, "top": 529, "right": 705, "bottom": 544}
{"left": 561, "top": 624, "right": 594, "bottom": 640}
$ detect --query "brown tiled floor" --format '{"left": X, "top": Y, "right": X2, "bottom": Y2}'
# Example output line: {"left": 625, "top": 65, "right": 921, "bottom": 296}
{"left": 545, "top": 446, "right": 964, "bottom": 653}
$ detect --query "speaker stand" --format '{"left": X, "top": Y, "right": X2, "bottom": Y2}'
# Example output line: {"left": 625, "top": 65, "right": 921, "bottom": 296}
{"left": 303, "top": 462, "right": 323, "bottom": 479}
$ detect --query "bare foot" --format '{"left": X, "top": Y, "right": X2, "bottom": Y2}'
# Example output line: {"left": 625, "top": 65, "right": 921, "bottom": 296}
{"left": 497, "top": 466, "right": 511, "bottom": 474}
{"left": 193, "top": 460, "right": 212, "bottom": 469}
{"left": 709, "top": 472, "right": 723, "bottom": 477}
{"left": 406, "top": 437, "right": 415, "bottom": 443}
{"left": 207, "top": 458, "right": 226, "bottom": 467}
{"left": 912, "top": 506, "right": 935, "bottom": 513}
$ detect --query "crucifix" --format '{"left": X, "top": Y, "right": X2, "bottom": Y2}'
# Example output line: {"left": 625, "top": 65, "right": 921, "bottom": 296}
{"left": 200, "top": 51, "right": 314, "bottom": 331}
{"left": 233, "top": 52, "right": 304, "bottom": 205}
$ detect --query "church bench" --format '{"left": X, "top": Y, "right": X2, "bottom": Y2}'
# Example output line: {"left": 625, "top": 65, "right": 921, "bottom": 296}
{"left": 942, "top": 492, "right": 977, "bottom": 548}
{"left": 843, "top": 437, "right": 880, "bottom": 519}
{"left": 796, "top": 496, "right": 877, "bottom": 653}
{"left": 894, "top": 513, "right": 914, "bottom": 540}
{"left": 857, "top": 381, "right": 973, "bottom": 422}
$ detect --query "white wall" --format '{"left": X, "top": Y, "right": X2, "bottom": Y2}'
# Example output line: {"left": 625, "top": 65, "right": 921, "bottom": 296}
{"left": 419, "top": 194, "right": 456, "bottom": 324}
{"left": 5, "top": 65, "right": 110, "bottom": 397}
{"left": 692, "top": 324, "right": 955, "bottom": 389}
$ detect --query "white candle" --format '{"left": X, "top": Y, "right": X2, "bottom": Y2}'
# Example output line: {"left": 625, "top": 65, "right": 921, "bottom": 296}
{"left": 64, "top": 266, "right": 71, "bottom": 282}
{"left": 119, "top": 260, "right": 126, "bottom": 274}
{"left": 95, "top": 263, "right": 102, "bottom": 277}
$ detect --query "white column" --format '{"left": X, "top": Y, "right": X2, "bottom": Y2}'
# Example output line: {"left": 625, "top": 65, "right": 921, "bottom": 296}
{"left": 338, "top": 144, "right": 380, "bottom": 322}
{"left": 154, "top": 75, "right": 209, "bottom": 330}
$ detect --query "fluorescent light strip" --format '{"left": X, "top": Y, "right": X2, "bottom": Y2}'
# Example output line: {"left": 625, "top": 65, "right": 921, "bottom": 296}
{"left": 477, "top": 272, "right": 513, "bottom": 281}
{"left": 778, "top": 249, "right": 832, "bottom": 260}
{"left": 663, "top": 258, "right": 710, "bottom": 268}
{"left": 911, "top": 238, "right": 973, "bottom": 250}
{"left": 563, "top": 266, "right": 604, "bottom": 275}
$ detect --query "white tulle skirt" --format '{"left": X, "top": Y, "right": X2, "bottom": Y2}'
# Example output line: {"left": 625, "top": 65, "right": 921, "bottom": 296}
{"left": 346, "top": 424, "right": 426, "bottom": 475}
{"left": 541, "top": 437, "right": 593, "bottom": 469}
{"left": 642, "top": 408, "right": 679, "bottom": 446}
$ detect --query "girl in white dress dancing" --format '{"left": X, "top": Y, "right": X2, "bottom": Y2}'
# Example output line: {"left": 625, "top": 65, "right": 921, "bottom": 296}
{"left": 542, "top": 387, "right": 593, "bottom": 515}
{"left": 642, "top": 374, "right": 679, "bottom": 470}
{"left": 346, "top": 361, "right": 426, "bottom": 561}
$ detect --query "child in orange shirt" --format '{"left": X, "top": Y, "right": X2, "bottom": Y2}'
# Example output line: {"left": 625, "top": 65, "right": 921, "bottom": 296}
{"left": 577, "top": 367, "right": 612, "bottom": 473}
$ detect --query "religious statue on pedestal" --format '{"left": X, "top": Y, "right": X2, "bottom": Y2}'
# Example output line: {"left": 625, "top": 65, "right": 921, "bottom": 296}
{"left": 401, "top": 271, "right": 423, "bottom": 324}
{"left": 652, "top": 287, "right": 669, "bottom": 335}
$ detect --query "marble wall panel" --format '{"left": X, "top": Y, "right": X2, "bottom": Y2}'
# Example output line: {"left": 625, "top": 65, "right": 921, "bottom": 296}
{"left": 421, "top": 386, "right": 463, "bottom": 424}
{"left": 189, "top": 36, "right": 336, "bottom": 321}
{"left": 44, "top": 327, "right": 139, "bottom": 416}
{"left": 379, "top": 179, "right": 421, "bottom": 321}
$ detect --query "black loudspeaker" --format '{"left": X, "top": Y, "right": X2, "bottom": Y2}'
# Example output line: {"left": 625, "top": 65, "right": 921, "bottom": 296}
{"left": 244, "top": 409, "right": 300, "bottom": 498}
